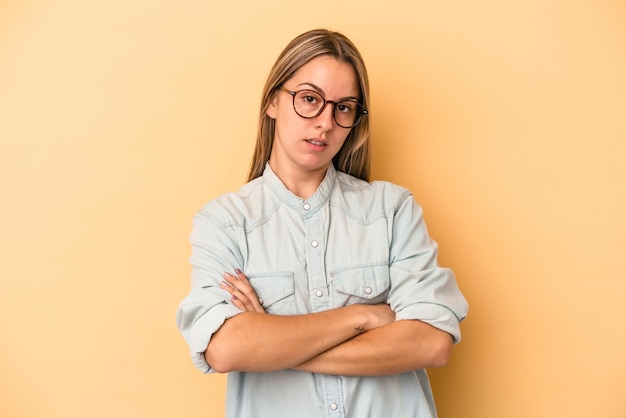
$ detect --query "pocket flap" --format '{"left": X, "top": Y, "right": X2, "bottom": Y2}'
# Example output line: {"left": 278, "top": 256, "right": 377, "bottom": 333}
{"left": 332, "top": 265, "right": 389, "bottom": 299}
{"left": 249, "top": 272, "right": 295, "bottom": 307}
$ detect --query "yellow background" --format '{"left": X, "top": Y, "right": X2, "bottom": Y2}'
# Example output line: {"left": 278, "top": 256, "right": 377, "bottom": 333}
{"left": 1, "top": 1, "right": 625, "bottom": 417}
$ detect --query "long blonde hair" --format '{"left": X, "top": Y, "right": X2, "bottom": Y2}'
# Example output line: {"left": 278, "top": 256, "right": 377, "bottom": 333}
{"left": 247, "top": 29, "right": 372, "bottom": 182}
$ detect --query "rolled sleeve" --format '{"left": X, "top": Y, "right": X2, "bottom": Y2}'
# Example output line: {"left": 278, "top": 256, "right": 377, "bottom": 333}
{"left": 175, "top": 204, "right": 246, "bottom": 373}
{"left": 177, "top": 292, "right": 242, "bottom": 373}
{"left": 388, "top": 193, "right": 469, "bottom": 343}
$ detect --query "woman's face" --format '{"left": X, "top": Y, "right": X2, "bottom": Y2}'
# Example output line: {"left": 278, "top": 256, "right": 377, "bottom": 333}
{"left": 267, "top": 55, "right": 359, "bottom": 179}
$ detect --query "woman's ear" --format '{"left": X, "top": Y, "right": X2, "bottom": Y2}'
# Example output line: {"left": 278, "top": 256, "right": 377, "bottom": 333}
{"left": 266, "top": 94, "right": 278, "bottom": 119}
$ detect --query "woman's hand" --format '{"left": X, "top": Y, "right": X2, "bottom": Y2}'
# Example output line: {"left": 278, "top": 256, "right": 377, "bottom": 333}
{"left": 220, "top": 269, "right": 266, "bottom": 313}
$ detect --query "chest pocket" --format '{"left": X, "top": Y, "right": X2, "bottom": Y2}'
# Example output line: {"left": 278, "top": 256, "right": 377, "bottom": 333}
{"left": 248, "top": 272, "right": 296, "bottom": 315}
{"left": 331, "top": 263, "right": 390, "bottom": 306}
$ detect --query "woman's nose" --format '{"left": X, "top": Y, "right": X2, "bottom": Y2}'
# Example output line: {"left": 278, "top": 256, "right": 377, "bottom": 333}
{"left": 316, "top": 102, "right": 335, "bottom": 131}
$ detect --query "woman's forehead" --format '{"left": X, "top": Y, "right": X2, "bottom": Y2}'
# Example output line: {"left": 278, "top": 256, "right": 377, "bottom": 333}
{"left": 290, "top": 56, "right": 359, "bottom": 98}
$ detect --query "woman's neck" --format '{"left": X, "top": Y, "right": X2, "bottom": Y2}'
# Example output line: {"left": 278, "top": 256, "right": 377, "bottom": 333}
{"left": 268, "top": 159, "right": 328, "bottom": 199}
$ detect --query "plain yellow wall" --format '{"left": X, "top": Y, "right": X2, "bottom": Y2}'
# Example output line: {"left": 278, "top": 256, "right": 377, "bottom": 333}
{"left": 1, "top": 1, "right": 625, "bottom": 417}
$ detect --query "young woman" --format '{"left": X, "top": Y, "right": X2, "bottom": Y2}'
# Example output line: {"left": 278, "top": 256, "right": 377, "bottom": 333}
{"left": 177, "top": 29, "right": 468, "bottom": 418}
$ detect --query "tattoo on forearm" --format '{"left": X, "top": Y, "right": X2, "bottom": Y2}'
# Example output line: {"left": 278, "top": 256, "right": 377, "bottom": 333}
{"left": 354, "top": 326, "right": 364, "bottom": 333}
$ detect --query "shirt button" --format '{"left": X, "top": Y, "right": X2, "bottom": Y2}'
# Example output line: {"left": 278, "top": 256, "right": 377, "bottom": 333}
{"left": 311, "top": 240, "right": 319, "bottom": 248}
{"left": 258, "top": 298, "right": 264, "bottom": 305}
{"left": 330, "top": 403, "right": 338, "bottom": 410}
{"left": 315, "top": 290, "right": 323, "bottom": 297}
{"left": 364, "top": 287, "right": 372, "bottom": 295}
{"left": 303, "top": 203, "right": 311, "bottom": 210}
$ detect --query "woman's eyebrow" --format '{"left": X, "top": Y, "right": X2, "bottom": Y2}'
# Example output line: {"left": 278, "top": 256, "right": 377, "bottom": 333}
{"left": 296, "top": 82, "right": 324, "bottom": 93}
{"left": 296, "top": 82, "right": 359, "bottom": 101}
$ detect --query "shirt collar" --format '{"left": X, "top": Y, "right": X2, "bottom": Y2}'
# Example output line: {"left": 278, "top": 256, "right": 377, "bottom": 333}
{"left": 262, "top": 163, "right": 335, "bottom": 211}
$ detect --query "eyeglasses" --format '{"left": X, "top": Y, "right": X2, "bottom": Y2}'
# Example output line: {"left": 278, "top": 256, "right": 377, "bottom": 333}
{"left": 278, "top": 86, "right": 368, "bottom": 128}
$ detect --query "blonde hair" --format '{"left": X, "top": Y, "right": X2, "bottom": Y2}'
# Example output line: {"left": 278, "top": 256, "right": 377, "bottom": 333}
{"left": 247, "top": 29, "right": 371, "bottom": 182}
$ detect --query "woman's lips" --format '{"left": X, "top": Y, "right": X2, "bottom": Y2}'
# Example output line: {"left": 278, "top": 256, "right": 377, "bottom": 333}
{"left": 306, "top": 139, "right": 326, "bottom": 147}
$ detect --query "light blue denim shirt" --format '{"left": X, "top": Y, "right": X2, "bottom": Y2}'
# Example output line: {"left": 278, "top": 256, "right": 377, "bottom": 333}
{"left": 176, "top": 163, "right": 468, "bottom": 418}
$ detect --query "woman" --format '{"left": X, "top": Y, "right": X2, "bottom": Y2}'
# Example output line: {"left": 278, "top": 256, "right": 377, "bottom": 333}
{"left": 177, "top": 29, "right": 468, "bottom": 417}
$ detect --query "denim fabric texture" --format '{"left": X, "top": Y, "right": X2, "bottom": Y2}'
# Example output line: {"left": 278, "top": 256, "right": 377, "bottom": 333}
{"left": 176, "top": 164, "right": 468, "bottom": 418}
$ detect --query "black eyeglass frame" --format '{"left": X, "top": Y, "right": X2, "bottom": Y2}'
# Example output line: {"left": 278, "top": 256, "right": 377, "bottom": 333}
{"left": 278, "top": 86, "right": 368, "bottom": 128}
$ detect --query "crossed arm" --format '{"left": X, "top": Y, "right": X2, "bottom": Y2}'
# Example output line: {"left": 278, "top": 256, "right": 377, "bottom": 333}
{"left": 205, "top": 270, "right": 453, "bottom": 376}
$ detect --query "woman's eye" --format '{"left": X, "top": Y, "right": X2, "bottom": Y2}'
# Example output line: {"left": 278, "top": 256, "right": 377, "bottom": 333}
{"left": 337, "top": 103, "right": 354, "bottom": 113}
{"left": 303, "top": 95, "right": 318, "bottom": 104}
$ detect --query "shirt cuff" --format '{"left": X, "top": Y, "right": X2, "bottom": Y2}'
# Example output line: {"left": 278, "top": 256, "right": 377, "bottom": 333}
{"left": 395, "top": 302, "right": 464, "bottom": 344}
{"left": 188, "top": 302, "right": 242, "bottom": 373}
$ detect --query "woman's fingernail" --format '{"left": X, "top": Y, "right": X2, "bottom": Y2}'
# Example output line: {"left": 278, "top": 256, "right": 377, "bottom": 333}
{"left": 224, "top": 272, "right": 232, "bottom": 278}
{"left": 235, "top": 268, "right": 242, "bottom": 275}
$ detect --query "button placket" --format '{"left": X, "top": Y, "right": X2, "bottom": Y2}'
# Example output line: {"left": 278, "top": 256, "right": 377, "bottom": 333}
{"left": 304, "top": 206, "right": 328, "bottom": 313}
{"left": 302, "top": 202, "right": 343, "bottom": 416}
{"left": 322, "top": 375, "right": 345, "bottom": 417}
